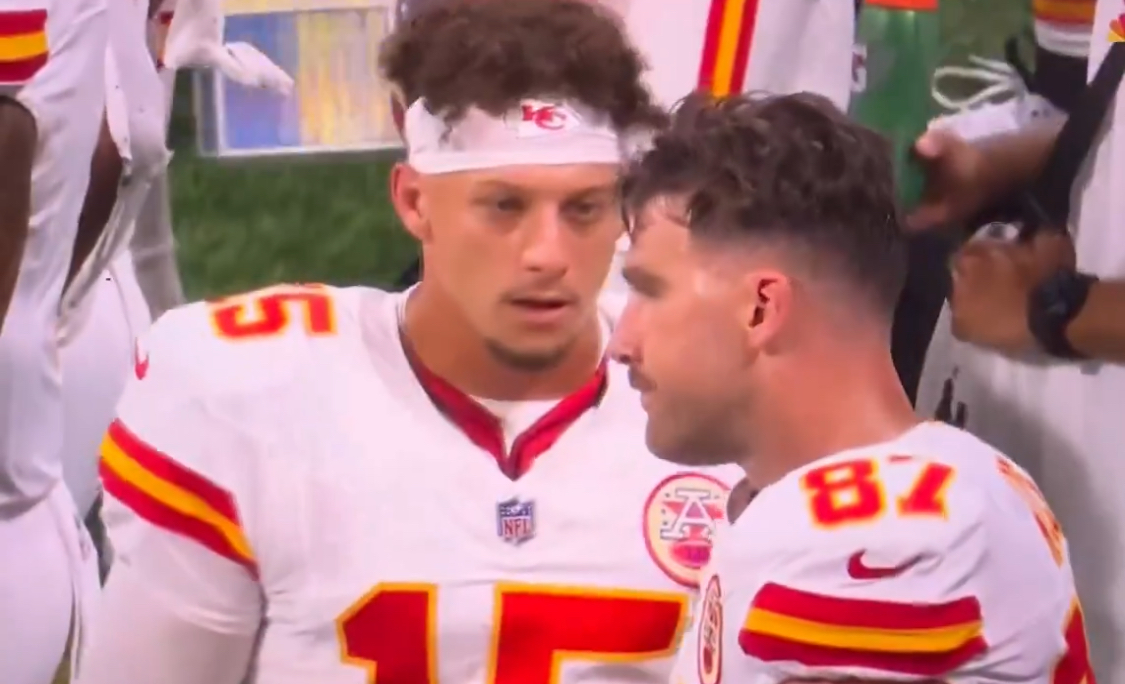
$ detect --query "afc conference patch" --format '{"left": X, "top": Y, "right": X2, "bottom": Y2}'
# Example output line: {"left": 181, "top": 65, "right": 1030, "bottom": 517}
{"left": 496, "top": 497, "right": 535, "bottom": 545}
{"left": 643, "top": 473, "right": 730, "bottom": 587}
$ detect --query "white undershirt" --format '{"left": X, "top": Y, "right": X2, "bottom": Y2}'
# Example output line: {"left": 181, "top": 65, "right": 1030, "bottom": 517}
{"left": 471, "top": 398, "right": 558, "bottom": 453}
{"left": 397, "top": 289, "right": 612, "bottom": 455}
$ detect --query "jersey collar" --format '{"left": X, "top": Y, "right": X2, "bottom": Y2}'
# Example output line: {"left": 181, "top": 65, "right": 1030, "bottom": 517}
{"left": 401, "top": 339, "right": 608, "bottom": 480}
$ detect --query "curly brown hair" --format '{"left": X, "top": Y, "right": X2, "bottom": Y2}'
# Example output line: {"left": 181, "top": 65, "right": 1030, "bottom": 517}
{"left": 379, "top": 0, "right": 666, "bottom": 133}
{"left": 621, "top": 91, "right": 907, "bottom": 317}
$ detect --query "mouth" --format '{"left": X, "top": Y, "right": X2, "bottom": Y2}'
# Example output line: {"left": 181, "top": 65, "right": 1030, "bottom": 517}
{"left": 507, "top": 296, "right": 576, "bottom": 325}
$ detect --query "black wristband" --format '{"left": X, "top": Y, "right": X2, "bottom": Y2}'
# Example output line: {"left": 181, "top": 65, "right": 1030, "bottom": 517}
{"left": 1027, "top": 269, "right": 1098, "bottom": 359}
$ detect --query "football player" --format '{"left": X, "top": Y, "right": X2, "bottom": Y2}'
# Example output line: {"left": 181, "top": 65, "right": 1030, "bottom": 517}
{"left": 0, "top": 0, "right": 107, "bottom": 681}
{"left": 78, "top": 2, "right": 741, "bottom": 683}
{"left": 394, "top": 0, "right": 857, "bottom": 292}
{"left": 610, "top": 92, "right": 1089, "bottom": 684}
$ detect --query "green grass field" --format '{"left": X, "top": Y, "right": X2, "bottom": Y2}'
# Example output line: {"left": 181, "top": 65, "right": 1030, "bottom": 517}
{"left": 171, "top": 0, "right": 1030, "bottom": 299}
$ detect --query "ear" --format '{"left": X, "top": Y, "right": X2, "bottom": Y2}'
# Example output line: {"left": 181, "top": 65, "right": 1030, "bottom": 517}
{"left": 390, "top": 162, "right": 431, "bottom": 242}
{"left": 740, "top": 269, "right": 793, "bottom": 351}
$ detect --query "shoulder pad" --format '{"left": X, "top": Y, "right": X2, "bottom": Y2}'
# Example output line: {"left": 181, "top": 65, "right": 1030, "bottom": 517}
{"left": 731, "top": 454, "right": 990, "bottom": 678}
{"left": 751, "top": 451, "right": 987, "bottom": 556}
{"left": 138, "top": 284, "right": 364, "bottom": 400}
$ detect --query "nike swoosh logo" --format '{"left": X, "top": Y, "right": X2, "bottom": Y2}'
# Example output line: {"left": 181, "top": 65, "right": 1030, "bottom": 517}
{"left": 847, "top": 551, "right": 922, "bottom": 580}
{"left": 134, "top": 341, "right": 149, "bottom": 380}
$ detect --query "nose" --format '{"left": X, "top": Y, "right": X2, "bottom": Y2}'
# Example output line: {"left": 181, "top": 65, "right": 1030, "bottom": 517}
{"left": 520, "top": 210, "right": 570, "bottom": 275}
{"left": 608, "top": 296, "right": 640, "bottom": 365}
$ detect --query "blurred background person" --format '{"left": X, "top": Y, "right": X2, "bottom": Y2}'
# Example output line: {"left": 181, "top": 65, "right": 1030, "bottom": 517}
{"left": 915, "top": 0, "right": 1094, "bottom": 444}
{"left": 0, "top": 0, "right": 107, "bottom": 680}
{"left": 58, "top": 0, "right": 292, "bottom": 576}
{"left": 58, "top": 0, "right": 170, "bottom": 575}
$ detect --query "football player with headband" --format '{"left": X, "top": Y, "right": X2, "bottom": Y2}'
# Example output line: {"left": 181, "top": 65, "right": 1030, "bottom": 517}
{"left": 392, "top": 0, "right": 857, "bottom": 293}
{"left": 78, "top": 1, "right": 741, "bottom": 683}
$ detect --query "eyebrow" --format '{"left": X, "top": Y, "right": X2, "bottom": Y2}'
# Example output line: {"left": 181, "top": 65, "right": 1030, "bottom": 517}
{"left": 474, "top": 180, "right": 618, "bottom": 197}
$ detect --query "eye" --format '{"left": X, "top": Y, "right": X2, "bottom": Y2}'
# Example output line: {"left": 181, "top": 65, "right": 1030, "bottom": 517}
{"left": 493, "top": 196, "right": 525, "bottom": 213}
{"left": 622, "top": 271, "right": 664, "bottom": 300}
{"left": 628, "top": 280, "right": 657, "bottom": 299}
{"left": 564, "top": 199, "right": 610, "bottom": 225}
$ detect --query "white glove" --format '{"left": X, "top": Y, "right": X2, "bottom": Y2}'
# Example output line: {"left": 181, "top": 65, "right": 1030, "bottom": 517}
{"left": 162, "top": 0, "right": 294, "bottom": 95}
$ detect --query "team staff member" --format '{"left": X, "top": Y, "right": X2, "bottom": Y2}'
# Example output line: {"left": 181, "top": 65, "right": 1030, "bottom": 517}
{"left": 910, "top": 0, "right": 1125, "bottom": 677}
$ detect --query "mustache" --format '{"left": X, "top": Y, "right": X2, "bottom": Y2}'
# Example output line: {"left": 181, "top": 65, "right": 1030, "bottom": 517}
{"left": 627, "top": 368, "right": 655, "bottom": 392}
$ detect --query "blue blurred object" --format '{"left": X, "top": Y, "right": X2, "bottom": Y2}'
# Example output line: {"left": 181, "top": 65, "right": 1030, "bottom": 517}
{"left": 194, "top": 0, "right": 402, "bottom": 160}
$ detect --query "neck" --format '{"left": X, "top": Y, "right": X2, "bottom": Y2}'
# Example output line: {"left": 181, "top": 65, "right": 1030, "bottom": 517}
{"left": 402, "top": 283, "right": 603, "bottom": 401}
{"left": 740, "top": 340, "right": 919, "bottom": 489}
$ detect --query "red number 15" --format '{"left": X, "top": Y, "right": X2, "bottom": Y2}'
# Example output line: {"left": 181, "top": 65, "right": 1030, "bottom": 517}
{"left": 336, "top": 582, "right": 688, "bottom": 684}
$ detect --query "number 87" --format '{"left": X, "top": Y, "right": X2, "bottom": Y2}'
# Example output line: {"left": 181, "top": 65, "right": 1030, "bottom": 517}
{"left": 800, "top": 457, "right": 954, "bottom": 527}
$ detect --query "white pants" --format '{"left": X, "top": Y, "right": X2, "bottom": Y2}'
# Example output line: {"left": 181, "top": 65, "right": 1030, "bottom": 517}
{"left": 61, "top": 254, "right": 152, "bottom": 517}
{"left": 0, "top": 482, "right": 99, "bottom": 684}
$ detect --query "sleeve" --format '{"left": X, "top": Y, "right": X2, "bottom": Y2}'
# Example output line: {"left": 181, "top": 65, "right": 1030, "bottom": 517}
{"left": 88, "top": 306, "right": 265, "bottom": 681}
{"left": 0, "top": 0, "right": 49, "bottom": 97}
{"left": 735, "top": 473, "right": 989, "bottom": 682}
{"left": 1, "top": 0, "right": 106, "bottom": 107}
{"left": 76, "top": 532, "right": 260, "bottom": 684}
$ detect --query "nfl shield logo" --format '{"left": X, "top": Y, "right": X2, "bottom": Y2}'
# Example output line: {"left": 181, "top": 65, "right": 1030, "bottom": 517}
{"left": 496, "top": 498, "right": 536, "bottom": 545}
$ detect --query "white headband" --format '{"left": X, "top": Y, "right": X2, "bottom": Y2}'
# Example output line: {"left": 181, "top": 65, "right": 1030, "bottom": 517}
{"left": 403, "top": 98, "right": 645, "bottom": 174}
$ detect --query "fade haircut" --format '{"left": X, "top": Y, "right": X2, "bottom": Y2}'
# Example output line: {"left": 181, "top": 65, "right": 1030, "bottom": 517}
{"left": 620, "top": 92, "right": 907, "bottom": 317}
{"left": 379, "top": 0, "right": 667, "bottom": 132}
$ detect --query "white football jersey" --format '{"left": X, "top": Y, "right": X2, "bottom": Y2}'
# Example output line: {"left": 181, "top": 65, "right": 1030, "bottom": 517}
{"left": 0, "top": 0, "right": 106, "bottom": 511}
{"left": 100, "top": 285, "right": 744, "bottom": 683}
{"left": 670, "top": 422, "right": 1089, "bottom": 684}
{"left": 622, "top": 0, "right": 854, "bottom": 110}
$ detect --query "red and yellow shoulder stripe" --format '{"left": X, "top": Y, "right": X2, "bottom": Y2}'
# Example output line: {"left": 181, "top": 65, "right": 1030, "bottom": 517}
{"left": 100, "top": 419, "right": 258, "bottom": 576}
{"left": 697, "top": 0, "right": 761, "bottom": 97}
{"left": 1032, "top": 0, "right": 1096, "bottom": 26}
{"left": 0, "top": 9, "right": 48, "bottom": 85}
{"left": 739, "top": 582, "right": 987, "bottom": 676}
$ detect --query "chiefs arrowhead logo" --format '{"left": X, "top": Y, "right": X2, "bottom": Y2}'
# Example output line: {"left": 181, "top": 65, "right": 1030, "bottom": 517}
{"left": 133, "top": 340, "right": 149, "bottom": 380}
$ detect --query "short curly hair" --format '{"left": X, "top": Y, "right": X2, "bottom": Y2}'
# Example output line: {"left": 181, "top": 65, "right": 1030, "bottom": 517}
{"left": 379, "top": 0, "right": 666, "bottom": 133}
{"left": 621, "top": 91, "right": 906, "bottom": 317}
